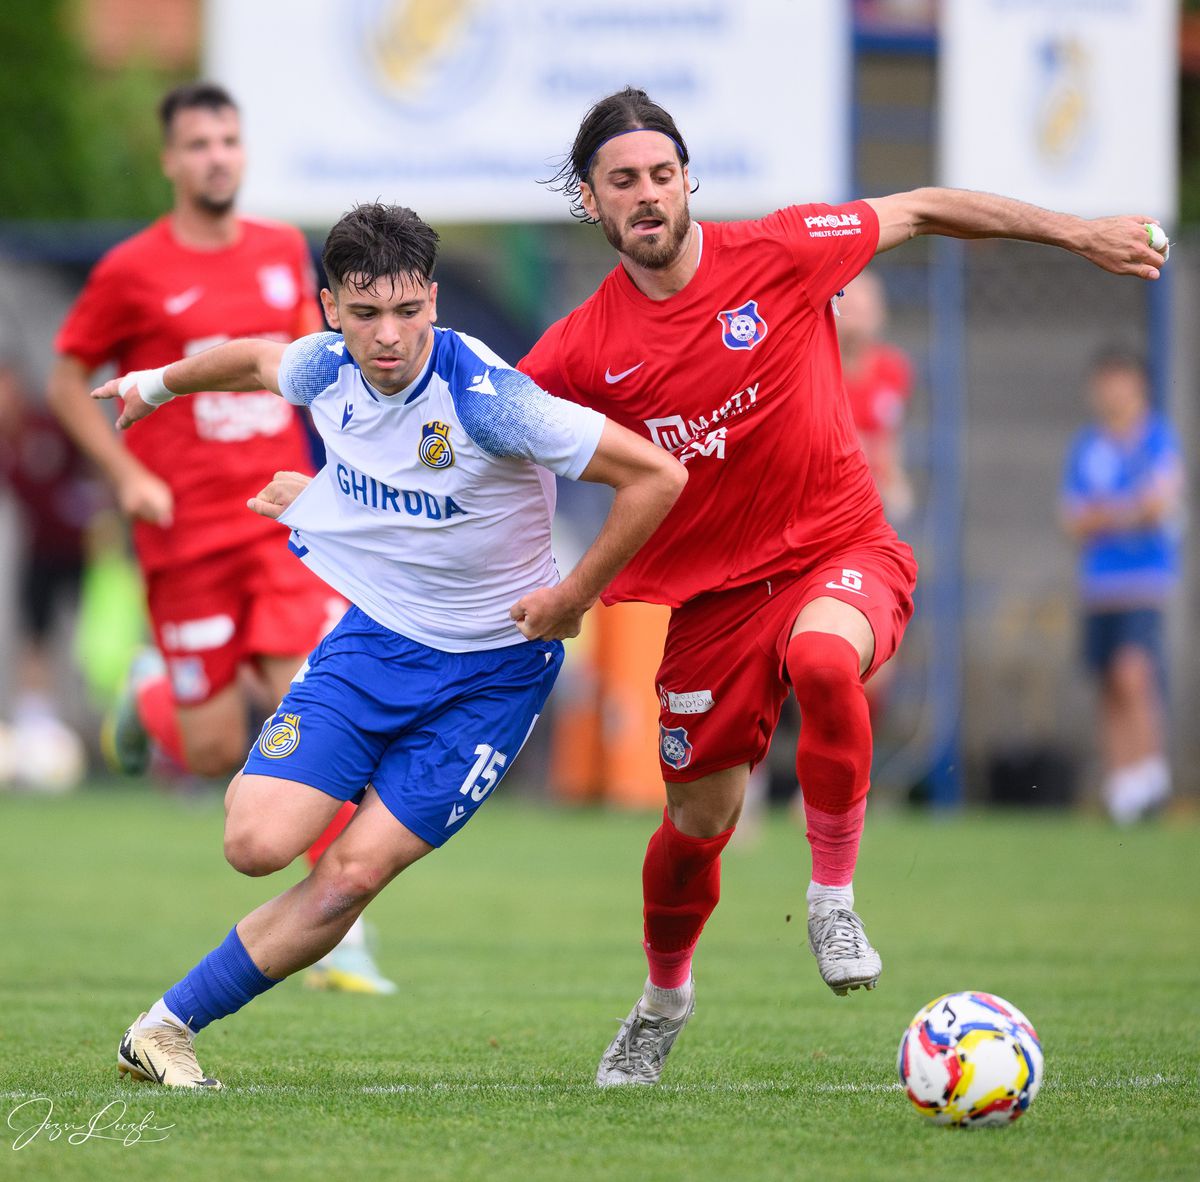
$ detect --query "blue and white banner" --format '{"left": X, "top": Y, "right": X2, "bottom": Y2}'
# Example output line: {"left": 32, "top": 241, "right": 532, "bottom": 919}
{"left": 939, "top": 0, "right": 1177, "bottom": 223}
{"left": 206, "top": 0, "right": 851, "bottom": 224}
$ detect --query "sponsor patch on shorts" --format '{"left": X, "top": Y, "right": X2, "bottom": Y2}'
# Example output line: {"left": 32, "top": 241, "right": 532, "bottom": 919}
{"left": 663, "top": 688, "right": 715, "bottom": 715}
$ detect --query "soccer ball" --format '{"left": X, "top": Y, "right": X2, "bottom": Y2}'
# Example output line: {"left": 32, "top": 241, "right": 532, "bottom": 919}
{"left": 728, "top": 313, "right": 758, "bottom": 342}
{"left": 897, "top": 991, "right": 1043, "bottom": 1127}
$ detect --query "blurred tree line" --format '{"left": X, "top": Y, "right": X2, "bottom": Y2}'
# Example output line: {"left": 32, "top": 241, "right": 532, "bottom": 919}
{"left": 0, "top": 0, "right": 175, "bottom": 221}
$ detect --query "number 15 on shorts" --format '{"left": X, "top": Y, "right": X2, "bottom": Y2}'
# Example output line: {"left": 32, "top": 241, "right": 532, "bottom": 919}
{"left": 459, "top": 743, "right": 508, "bottom": 802}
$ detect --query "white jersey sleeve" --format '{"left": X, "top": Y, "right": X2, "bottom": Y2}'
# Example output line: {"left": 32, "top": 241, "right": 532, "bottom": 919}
{"left": 278, "top": 332, "right": 355, "bottom": 405}
{"left": 452, "top": 364, "right": 605, "bottom": 481}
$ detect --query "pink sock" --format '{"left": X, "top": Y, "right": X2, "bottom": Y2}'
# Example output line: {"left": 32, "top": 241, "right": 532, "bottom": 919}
{"left": 803, "top": 797, "right": 867, "bottom": 887}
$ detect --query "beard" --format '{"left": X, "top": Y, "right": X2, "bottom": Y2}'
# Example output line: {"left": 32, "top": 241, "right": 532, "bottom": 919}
{"left": 195, "top": 193, "right": 237, "bottom": 216}
{"left": 598, "top": 201, "right": 691, "bottom": 270}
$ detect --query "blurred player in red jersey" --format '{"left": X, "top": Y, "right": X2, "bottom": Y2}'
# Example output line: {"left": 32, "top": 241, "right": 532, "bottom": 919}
{"left": 47, "top": 83, "right": 394, "bottom": 994}
{"left": 519, "top": 87, "right": 1167, "bottom": 1086}
{"left": 837, "top": 269, "right": 914, "bottom": 524}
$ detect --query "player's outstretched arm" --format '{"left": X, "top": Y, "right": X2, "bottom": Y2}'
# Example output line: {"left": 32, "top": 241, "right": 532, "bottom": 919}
{"left": 90, "top": 338, "right": 289, "bottom": 430}
{"left": 509, "top": 422, "right": 686, "bottom": 641}
{"left": 865, "top": 189, "right": 1168, "bottom": 280}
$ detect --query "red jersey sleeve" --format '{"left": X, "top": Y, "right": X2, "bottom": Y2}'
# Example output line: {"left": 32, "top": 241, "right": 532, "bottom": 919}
{"left": 764, "top": 201, "right": 880, "bottom": 311}
{"left": 517, "top": 316, "right": 574, "bottom": 401}
{"left": 54, "top": 250, "right": 143, "bottom": 370}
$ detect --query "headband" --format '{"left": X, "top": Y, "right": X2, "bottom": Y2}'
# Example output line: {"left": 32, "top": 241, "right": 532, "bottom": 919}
{"left": 583, "top": 128, "right": 687, "bottom": 181}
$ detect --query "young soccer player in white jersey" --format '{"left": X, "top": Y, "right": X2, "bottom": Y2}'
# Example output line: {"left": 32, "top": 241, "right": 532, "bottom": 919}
{"left": 92, "top": 203, "right": 686, "bottom": 1088}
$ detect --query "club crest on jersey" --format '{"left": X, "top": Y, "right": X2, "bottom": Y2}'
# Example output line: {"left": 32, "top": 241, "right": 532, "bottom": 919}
{"left": 259, "top": 712, "right": 301, "bottom": 759}
{"left": 258, "top": 264, "right": 297, "bottom": 310}
{"left": 659, "top": 724, "right": 693, "bottom": 771}
{"left": 716, "top": 300, "right": 768, "bottom": 351}
{"left": 419, "top": 420, "right": 454, "bottom": 469}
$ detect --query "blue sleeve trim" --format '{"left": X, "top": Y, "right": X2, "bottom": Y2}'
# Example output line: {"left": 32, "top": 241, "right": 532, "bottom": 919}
{"left": 279, "top": 332, "right": 353, "bottom": 406}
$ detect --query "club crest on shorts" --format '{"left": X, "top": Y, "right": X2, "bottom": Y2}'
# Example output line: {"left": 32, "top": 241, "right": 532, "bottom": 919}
{"left": 419, "top": 420, "right": 454, "bottom": 469}
{"left": 259, "top": 712, "right": 302, "bottom": 759}
{"left": 659, "top": 724, "right": 694, "bottom": 771}
{"left": 716, "top": 300, "right": 768, "bottom": 351}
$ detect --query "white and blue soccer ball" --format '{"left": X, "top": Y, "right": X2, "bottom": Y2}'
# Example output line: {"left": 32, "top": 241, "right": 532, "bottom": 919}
{"left": 898, "top": 991, "right": 1043, "bottom": 1127}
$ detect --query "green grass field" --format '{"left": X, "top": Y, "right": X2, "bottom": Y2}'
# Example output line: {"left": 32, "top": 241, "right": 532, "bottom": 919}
{"left": 2, "top": 787, "right": 1197, "bottom": 1181}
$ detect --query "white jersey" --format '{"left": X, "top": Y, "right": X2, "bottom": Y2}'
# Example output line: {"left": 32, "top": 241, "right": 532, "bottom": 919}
{"left": 276, "top": 328, "right": 605, "bottom": 651}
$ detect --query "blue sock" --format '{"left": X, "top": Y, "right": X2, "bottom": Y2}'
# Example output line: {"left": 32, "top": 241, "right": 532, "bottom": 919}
{"left": 162, "top": 926, "right": 279, "bottom": 1033}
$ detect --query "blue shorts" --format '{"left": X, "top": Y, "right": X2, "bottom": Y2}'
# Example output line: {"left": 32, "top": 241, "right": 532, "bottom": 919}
{"left": 243, "top": 606, "right": 564, "bottom": 847}
{"left": 1082, "top": 606, "right": 1167, "bottom": 692}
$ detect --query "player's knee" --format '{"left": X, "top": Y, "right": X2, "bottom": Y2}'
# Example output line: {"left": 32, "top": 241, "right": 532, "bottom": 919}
{"left": 1109, "top": 646, "right": 1155, "bottom": 696}
{"left": 223, "top": 827, "right": 296, "bottom": 878}
{"left": 788, "top": 633, "right": 863, "bottom": 712}
{"left": 312, "top": 853, "right": 389, "bottom": 918}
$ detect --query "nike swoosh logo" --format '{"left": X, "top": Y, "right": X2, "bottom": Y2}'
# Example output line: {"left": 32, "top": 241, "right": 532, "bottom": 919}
{"left": 604, "top": 362, "right": 645, "bottom": 384}
{"left": 142, "top": 1050, "right": 167, "bottom": 1084}
{"left": 825, "top": 581, "right": 868, "bottom": 598}
{"left": 341, "top": 404, "right": 354, "bottom": 429}
{"left": 164, "top": 287, "right": 203, "bottom": 315}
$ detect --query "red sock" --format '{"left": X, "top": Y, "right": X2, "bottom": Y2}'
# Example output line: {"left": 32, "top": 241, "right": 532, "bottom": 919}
{"left": 136, "top": 674, "right": 186, "bottom": 768}
{"left": 642, "top": 808, "right": 733, "bottom": 988}
{"left": 786, "top": 632, "right": 872, "bottom": 885}
{"left": 306, "top": 801, "right": 357, "bottom": 866}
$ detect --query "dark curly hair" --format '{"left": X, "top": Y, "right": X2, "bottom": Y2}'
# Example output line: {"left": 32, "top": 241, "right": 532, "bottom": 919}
{"left": 543, "top": 86, "right": 695, "bottom": 223}
{"left": 158, "top": 81, "right": 237, "bottom": 140}
{"left": 321, "top": 203, "right": 439, "bottom": 292}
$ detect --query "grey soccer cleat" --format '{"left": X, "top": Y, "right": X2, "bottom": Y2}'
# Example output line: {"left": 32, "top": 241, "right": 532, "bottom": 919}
{"left": 807, "top": 905, "right": 882, "bottom": 996}
{"left": 595, "top": 990, "right": 695, "bottom": 1087}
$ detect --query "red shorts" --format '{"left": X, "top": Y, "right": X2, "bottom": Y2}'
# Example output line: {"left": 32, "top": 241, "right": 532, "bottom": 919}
{"left": 654, "top": 540, "right": 917, "bottom": 782}
{"left": 145, "top": 536, "right": 346, "bottom": 706}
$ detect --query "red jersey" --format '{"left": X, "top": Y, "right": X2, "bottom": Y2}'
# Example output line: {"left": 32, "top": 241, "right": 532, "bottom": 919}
{"left": 55, "top": 216, "right": 319, "bottom": 573}
{"left": 519, "top": 202, "right": 897, "bottom": 607}
{"left": 844, "top": 343, "right": 912, "bottom": 440}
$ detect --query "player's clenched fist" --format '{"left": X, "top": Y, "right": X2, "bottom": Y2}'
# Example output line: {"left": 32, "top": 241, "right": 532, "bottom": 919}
{"left": 509, "top": 585, "right": 589, "bottom": 641}
{"left": 248, "top": 471, "right": 312, "bottom": 520}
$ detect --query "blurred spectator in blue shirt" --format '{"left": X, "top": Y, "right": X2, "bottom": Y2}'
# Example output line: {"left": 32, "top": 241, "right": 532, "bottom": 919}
{"left": 1060, "top": 348, "right": 1184, "bottom": 824}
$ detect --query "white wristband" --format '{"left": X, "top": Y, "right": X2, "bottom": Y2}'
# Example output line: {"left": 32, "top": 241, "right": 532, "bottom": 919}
{"left": 119, "top": 366, "right": 176, "bottom": 407}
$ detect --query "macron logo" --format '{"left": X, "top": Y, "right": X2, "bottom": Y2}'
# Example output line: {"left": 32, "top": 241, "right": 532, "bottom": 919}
{"left": 341, "top": 404, "right": 354, "bottom": 429}
{"left": 164, "top": 287, "right": 203, "bottom": 315}
{"left": 468, "top": 372, "right": 497, "bottom": 396}
{"left": 446, "top": 803, "right": 468, "bottom": 828}
{"left": 326, "top": 340, "right": 346, "bottom": 356}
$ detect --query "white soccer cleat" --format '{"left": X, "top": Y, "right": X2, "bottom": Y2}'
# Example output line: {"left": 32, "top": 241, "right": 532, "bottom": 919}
{"left": 595, "top": 987, "right": 694, "bottom": 1087}
{"left": 118, "top": 1013, "right": 222, "bottom": 1089}
{"left": 808, "top": 904, "right": 882, "bottom": 996}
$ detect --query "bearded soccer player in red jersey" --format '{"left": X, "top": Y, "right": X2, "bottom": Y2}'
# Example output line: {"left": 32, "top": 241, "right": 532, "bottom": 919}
{"left": 518, "top": 87, "right": 1167, "bottom": 1086}
{"left": 48, "top": 83, "right": 393, "bottom": 995}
